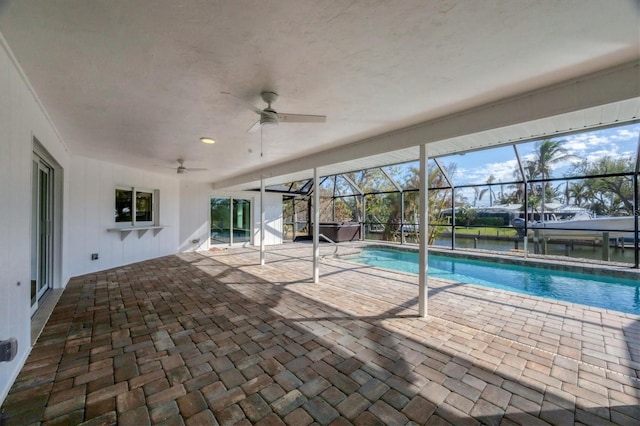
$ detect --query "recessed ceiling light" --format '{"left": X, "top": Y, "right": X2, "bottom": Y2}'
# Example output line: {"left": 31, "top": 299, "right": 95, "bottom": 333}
{"left": 200, "top": 137, "right": 215, "bottom": 144}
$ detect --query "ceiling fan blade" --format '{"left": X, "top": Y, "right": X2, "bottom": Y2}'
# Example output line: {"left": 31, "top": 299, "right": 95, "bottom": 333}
{"left": 277, "top": 113, "right": 326, "bottom": 123}
{"left": 220, "top": 91, "right": 263, "bottom": 115}
{"left": 186, "top": 168, "right": 208, "bottom": 172}
{"left": 247, "top": 119, "right": 261, "bottom": 133}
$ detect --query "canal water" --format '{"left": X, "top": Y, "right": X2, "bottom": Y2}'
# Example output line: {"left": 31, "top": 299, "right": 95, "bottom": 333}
{"left": 363, "top": 233, "right": 637, "bottom": 265}
{"left": 434, "top": 237, "right": 637, "bottom": 264}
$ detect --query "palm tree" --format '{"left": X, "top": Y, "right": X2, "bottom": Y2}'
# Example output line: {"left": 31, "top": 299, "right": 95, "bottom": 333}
{"left": 530, "top": 140, "right": 573, "bottom": 220}
{"left": 568, "top": 181, "right": 589, "bottom": 206}
{"left": 518, "top": 160, "right": 539, "bottom": 220}
{"left": 533, "top": 139, "right": 572, "bottom": 178}
{"left": 497, "top": 180, "right": 507, "bottom": 204}
{"left": 473, "top": 186, "right": 490, "bottom": 207}
{"left": 485, "top": 174, "right": 496, "bottom": 206}
{"left": 510, "top": 161, "right": 537, "bottom": 211}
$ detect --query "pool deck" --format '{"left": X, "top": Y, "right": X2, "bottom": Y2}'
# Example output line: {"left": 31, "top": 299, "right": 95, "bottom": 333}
{"left": 2, "top": 242, "right": 639, "bottom": 425}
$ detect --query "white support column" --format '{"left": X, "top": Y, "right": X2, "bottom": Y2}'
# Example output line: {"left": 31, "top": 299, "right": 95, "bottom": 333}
{"left": 260, "top": 177, "right": 265, "bottom": 265}
{"left": 419, "top": 144, "right": 429, "bottom": 317}
{"left": 361, "top": 196, "right": 366, "bottom": 241}
{"left": 313, "top": 168, "right": 320, "bottom": 283}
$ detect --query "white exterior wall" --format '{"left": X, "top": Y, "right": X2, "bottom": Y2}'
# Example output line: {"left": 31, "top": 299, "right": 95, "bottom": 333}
{"left": 66, "top": 156, "right": 181, "bottom": 278}
{"left": 228, "top": 190, "right": 282, "bottom": 246}
{"left": 179, "top": 180, "right": 212, "bottom": 252}
{"left": 0, "top": 37, "right": 71, "bottom": 403}
{"left": 180, "top": 186, "right": 283, "bottom": 249}
{"left": 0, "top": 34, "right": 284, "bottom": 406}
{"left": 255, "top": 193, "right": 283, "bottom": 246}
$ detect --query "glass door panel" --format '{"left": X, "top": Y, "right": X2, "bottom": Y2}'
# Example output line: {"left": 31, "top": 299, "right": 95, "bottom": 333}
{"left": 38, "top": 166, "right": 51, "bottom": 298}
{"left": 210, "top": 197, "right": 252, "bottom": 245}
{"left": 31, "top": 155, "right": 53, "bottom": 314}
{"left": 233, "top": 199, "right": 251, "bottom": 244}
{"left": 211, "top": 198, "right": 231, "bottom": 244}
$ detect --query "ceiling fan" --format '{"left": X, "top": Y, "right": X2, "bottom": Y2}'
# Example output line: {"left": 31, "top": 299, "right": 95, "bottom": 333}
{"left": 175, "top": 159, "right": 207, "bottom": 174}
{"left": 221, "top": 91, "right": 326, "bottom": 132}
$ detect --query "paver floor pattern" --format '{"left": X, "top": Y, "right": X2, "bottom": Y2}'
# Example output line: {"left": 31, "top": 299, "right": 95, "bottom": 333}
{"left": 2, "top": 243, "right": 639, "bottom": 425}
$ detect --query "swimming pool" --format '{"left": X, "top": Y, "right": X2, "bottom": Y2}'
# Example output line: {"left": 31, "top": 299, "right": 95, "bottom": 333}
{"left": 344, "top": 247, "right": 640, "bottom": 315}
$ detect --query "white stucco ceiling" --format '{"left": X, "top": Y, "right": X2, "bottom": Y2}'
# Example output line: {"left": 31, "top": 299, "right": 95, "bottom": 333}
{"left": 0, "top": 0, "right": 638, "bottom": 188}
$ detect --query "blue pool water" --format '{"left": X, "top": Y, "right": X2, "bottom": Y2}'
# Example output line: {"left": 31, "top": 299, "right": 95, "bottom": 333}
{"left": 345, "top": 248, "right": 640, "bottom": 315}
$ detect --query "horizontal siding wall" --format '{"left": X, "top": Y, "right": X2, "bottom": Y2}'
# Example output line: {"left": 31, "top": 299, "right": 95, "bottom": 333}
{"left": 0, "top": 36, "right": 70, "bottom": 404}
{"left": 66, "top": 156, "right": 180, "bottom": 278}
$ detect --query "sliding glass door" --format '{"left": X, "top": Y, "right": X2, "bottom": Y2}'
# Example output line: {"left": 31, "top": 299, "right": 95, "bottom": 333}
{"left": 211, "top": 197, "right": 252, "bottom": 245}
{"left": 31, "top": 154, "right": 53, "bottom": 314}
{"left": 232, "top": 199, "right": 251, "bottom": 244}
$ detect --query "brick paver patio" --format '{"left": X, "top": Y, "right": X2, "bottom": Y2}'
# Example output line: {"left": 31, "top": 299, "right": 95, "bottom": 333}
{"left": 2, "top": 243, "right": 639, "bottom": 425}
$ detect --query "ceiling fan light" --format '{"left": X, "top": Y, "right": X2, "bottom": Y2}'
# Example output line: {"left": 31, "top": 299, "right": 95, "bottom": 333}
{"left": 200, "top": 137, "right": 215, "bottom": 144}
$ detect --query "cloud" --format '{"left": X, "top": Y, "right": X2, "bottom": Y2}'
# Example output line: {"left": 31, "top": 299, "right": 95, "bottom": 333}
{"left": 561, "top": 125, "right": 639, "bottom": 164}
{"left": 456, "top": 159, "right": 520, "bottom": 185}
{"left": 437, "top": 123, "right": 639, "bottom": 188}
{"left": 584, "top": 148, "right": 621, "bottom": 163}
{"left": 610, "top": 128, "right": 637, "bottom": 141}
{"left": 564, "top": 139, "right": 587, "bottom": 151}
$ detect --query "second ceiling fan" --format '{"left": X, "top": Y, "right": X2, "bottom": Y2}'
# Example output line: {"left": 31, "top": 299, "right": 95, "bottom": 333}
{"left": 222, "top": 91, "right": 326, "bottom": 132}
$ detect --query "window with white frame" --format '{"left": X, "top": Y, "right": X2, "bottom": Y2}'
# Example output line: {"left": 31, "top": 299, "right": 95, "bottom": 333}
{"left": 115, "top": 187, "right": 157, "bottom": 226}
